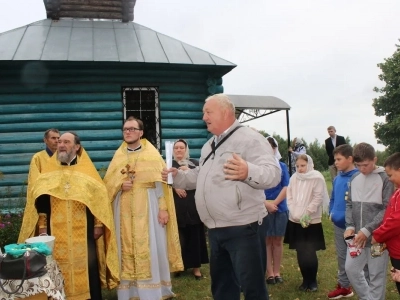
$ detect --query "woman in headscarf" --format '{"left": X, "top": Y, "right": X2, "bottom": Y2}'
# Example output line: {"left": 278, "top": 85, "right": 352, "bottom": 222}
{"left": 289, "top": 137, "right": 306, "bottom": 175}
{"left": 172, "top": 139, "right": 209, "bottom": 280}
{"left": 284, "top": 154, "right": 329, "bottom": 292}
{"left": 264, "top": 137, "right": 290, "bottom": 285}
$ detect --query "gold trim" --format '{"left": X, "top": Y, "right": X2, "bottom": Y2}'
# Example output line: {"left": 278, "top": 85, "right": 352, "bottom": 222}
{"left": 129, "top": 295, "right": 175, "bottom": 300}
{"left": 118, "top": 280, "right": 172, "bottom": 290}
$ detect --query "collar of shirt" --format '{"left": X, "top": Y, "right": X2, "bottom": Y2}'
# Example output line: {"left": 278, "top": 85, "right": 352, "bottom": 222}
{"left": 331, "top": 136, "right": 336, "bottom": 146}
{"left": 45, "top": 146, "right": 54, "bottom": 157}
{"left": 127, "top": 145, "right": 142, "bottom": 152}
{"left": 215, "top": 125, "right": 234, "bottom": 145}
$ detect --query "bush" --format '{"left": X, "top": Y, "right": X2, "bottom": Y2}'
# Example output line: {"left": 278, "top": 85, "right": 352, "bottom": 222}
{"left": 0, "top": 212, "right": 23, "bottom": 252}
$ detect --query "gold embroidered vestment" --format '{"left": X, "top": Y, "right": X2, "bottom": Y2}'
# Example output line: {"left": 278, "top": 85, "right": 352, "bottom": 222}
{"left": 103, "top": 139, "right": 183, "bottom": 280}
{"left": 19, "top": 148, "right": 120, "bottom": 300}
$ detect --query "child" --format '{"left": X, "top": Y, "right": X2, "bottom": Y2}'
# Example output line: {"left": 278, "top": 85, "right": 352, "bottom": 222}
{"left": 264, "top": 137, "right": 290, "bottom": 285}
{"left": 327, "top": 144, "right": 358, "bottom": 299}
{"left": 344, "top": 143, "right": 393, "bottom": 300}
{"left": 372, "top": 152, "right": 400, "bottom": 294}
{"left": 284, "top": 154, "right": 328, "bottom": 292}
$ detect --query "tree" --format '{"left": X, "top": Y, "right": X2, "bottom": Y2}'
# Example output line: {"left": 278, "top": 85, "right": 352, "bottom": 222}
{"left": 376, "top": 149, "right": 390, "bottom": 167}
{"left": 258, "top": 130, "right": 290, "bottom": 164}
{"left": 373, "top": 43, "right": 400, "bottom": 153}
{"left": 306, "top": 139, "right": 329, "bottom": 172}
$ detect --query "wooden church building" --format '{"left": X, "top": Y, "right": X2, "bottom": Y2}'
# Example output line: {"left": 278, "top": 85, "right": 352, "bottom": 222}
{"left": 0, "top": 1, "right": 238, "bottom": 202}
{"left": 0, "top": 1, "right": 292, "bottom": 205}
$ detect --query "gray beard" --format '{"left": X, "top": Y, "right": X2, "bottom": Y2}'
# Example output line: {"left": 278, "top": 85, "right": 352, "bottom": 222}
{"left": 58, "top": 151, "right": 73, "bottom": 164}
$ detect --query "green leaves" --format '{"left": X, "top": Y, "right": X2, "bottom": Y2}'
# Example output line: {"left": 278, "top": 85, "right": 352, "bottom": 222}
{"left": 373, "top": 43, "right": 400, "bottom": 153}
{"left": 0, "top": 212, "right": 23, "bottom": 252}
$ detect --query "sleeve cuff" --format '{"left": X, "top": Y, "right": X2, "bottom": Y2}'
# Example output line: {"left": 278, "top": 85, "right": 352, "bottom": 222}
{"left": 158, "top": 196, "right": 168, "bottom": 211}
{"left": 360, "top": 228, "right": 371, "bottom": 238}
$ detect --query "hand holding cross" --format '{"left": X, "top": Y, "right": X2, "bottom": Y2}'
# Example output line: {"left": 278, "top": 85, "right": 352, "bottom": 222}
{"left": 121, "top": 164, "right": 135, "bottom": 183}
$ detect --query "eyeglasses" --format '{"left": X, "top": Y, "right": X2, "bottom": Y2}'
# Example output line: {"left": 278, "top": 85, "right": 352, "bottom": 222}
{"left": 122, "top": 127, "right": 141, "bottom": 133}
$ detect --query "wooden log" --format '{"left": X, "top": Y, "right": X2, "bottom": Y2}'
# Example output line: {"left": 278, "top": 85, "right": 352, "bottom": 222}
{"left": 60, "top": 0, "right": 123, "bottom": 6}
{"left": 0, "top": 101, "right": 121, "bottom": 114}
{"left": 0, "top": 120, "right": 122, "bottom": 133}
{"left": 58, "top": 10, "right": 122, "bottom": 19}
{"left": 1, "top": 140, "right": 122, "bottom": 155}
{"left": 1, "top": 129, "right": 123, "bottom": 143}
{"left": 0, "top": 112, "right": 121, "bottom": 125}
{"left": 60, "top": 4, "right": 122, "bottom": 12}
{"left": 162, "top": 128, "right": 209, "bottom": 139}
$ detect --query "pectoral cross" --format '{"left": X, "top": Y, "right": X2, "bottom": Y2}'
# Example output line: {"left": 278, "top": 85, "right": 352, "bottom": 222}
{"left": 121, "top": 164, "right": 135, "bottom": 182}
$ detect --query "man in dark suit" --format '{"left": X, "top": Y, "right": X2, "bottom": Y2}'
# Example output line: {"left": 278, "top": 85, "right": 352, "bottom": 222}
{"left": 325, "top": 126, "right": 346, "bottom": 181}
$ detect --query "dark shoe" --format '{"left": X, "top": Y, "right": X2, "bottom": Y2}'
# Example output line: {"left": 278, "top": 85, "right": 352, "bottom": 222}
{"left": 266, "top": 276, "right": 276, "bottom": 284}
{"left": 308, "top": 282, "right": 318, "bottom": 292}
{"left": 298, "top": 283, "right": 308, "bottom": 291}
{"left": 194, "top": 275, "right": 202, "bottom": 280}
{"left": 274, "top": 276, "right": 283, "bottom": 284}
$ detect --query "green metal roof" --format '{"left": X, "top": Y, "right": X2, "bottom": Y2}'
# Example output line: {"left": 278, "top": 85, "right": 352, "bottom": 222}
{"left": 0, "top": 19, "right": 236, "bottom": 68}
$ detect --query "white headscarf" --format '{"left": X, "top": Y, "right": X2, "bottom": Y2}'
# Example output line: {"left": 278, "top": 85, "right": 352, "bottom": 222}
{"left": 295, "top": 154, "right": 330, "bottom": 213}
{"left": 266, "top": 136, "right": 282, "bottom": 165}
{"left": 173, "top": 139, "right": 196, "bottom": 167}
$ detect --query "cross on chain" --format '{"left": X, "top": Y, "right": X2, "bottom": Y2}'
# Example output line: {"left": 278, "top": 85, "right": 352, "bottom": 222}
{"left": 121, "top": 164, "right": 135, "bottom": 182}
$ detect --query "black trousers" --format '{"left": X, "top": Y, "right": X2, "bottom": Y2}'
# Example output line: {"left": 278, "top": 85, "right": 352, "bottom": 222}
{"left": 208, "top": 222, "right": 268, "bottom": 300}
{"left": 259, "top": 216, "right": 268, "bottom": 276}
{"left": 391, "top": 257, "right": 400, "bottom": 294}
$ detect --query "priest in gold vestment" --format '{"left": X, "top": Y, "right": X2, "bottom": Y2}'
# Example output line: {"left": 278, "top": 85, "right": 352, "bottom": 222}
{"left": 19, "top": 132, "right": 120, "bottom": 300}
{"left": 103, "top": 117, "right": 183, "bottom": 300}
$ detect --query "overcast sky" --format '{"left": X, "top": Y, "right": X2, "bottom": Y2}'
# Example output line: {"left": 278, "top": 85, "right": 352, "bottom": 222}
{"left": 1, "top": 0, "right": 399, "bottom": 151}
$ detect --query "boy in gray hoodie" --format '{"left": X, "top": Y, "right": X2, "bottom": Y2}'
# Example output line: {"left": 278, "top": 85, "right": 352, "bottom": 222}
{"left": 344, "top": 143, "right": 393, "bottom": 300}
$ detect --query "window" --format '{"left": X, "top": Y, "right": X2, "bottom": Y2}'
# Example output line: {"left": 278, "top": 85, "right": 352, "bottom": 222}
{"left": 122, "top": 87, "right": 161, "bottom": 151}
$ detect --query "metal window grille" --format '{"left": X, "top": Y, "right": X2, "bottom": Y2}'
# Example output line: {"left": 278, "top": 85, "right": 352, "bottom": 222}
{"left": 122, "top": 87, "right": 161, "bottom": 151}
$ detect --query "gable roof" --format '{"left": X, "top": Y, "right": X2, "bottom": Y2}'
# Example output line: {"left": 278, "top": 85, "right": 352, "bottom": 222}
{"left": 228, "top": 94, "right": 291, "bottom": 123}
{"left": 0, "top": 19, "right": 236, "bottom": 70}
{"left": 228, "top": 95, "right": 290, "bottom": 110}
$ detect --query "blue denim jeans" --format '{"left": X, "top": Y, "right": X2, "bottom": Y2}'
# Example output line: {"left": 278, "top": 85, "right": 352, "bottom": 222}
{"left": 208, "top": 221, "right": 269, "bottom": 300}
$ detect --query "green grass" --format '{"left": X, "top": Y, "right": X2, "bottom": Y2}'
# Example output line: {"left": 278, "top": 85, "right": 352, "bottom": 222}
{"left": 100, "top": 170, "right": 391, "bottom": 299}
{"left": 321, "top": 170, "right": 333, "bottom": 194}
{"left": 102, "top": 215, "right": 400, "bottom": 299}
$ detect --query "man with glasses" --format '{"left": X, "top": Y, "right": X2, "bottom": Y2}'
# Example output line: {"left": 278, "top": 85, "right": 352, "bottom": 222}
{"left": 103, "top": 116, "right": 183, "bottom": 300}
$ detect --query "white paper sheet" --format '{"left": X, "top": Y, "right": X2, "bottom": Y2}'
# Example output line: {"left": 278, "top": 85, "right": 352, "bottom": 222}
{"left": 165, "top": 141, "right": 173, "bottom": 184}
